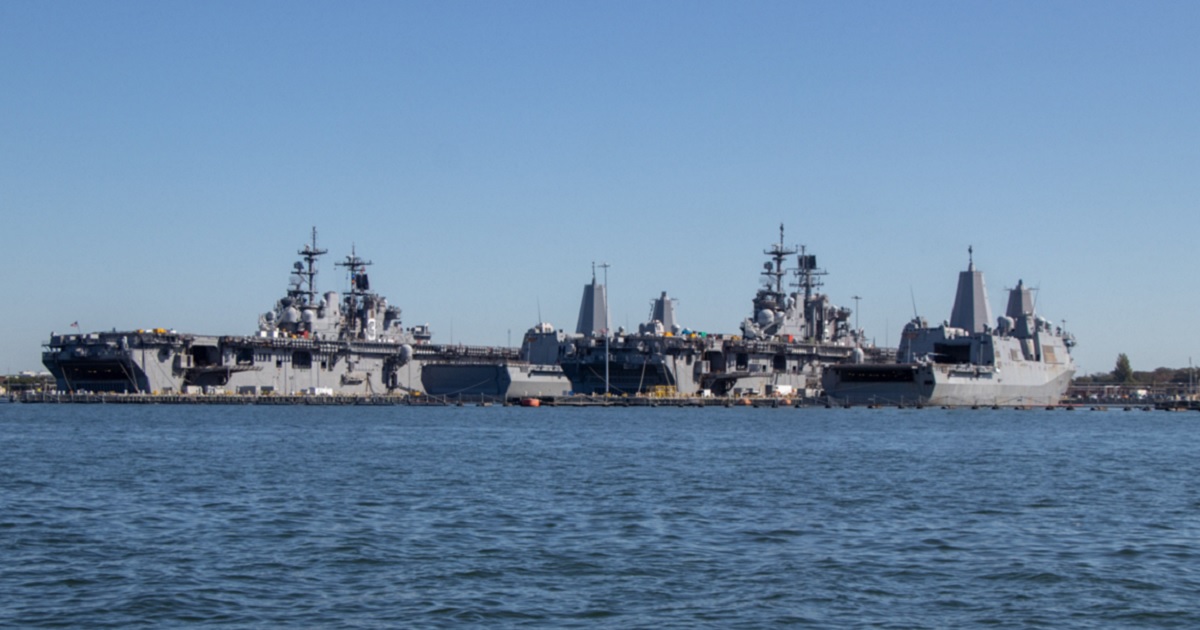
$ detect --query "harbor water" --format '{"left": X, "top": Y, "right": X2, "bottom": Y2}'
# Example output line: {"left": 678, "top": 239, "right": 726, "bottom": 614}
{"left": 2, "top": 405, "right": 1198, "bottom": 628}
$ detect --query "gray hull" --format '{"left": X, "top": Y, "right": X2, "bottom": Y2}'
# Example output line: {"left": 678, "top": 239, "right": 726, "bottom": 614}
{"left": 561, "top": 333, "right": 857, "bottom": 397}
{"left": 421, "top": 362, "right": 570, "bottom": 399}
{"left": 559, "top": 358, "right": 679, "bottom": 396}
{"left": 823, "top": 362, "right": 1075, "bottom": 407}
{"left": 43, "top": 331, "right": 516, "bottom": 396}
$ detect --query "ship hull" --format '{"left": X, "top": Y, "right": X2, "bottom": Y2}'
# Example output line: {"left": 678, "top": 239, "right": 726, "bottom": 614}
{"left": 559, "top": 336, "right": 854, "bottom": 397}
{"left": 43, "top": 330, "right": 571, "bottom": 399}
{"left": 41, "top": 331, "right": 503, "bottom": 396}
{"left": 421, "top": 363, "right": 570, "bottom": 399}
{"left": 823, "top": 362, "right": 1075, "bottom": 407}
{"left": 559, "top": 360, "right": 681, "bottom": 396}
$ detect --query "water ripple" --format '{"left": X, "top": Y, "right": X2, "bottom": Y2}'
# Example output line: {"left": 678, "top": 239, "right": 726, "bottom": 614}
{"left": 3, "top": 405, "right": 1200, "bottom": 627}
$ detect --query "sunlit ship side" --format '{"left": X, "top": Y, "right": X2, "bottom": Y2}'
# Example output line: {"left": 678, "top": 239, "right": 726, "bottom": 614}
{"left": 822, "top": 252, "right": 1075, "bottom": 407}
{"left": 42, "top": 230, "right": 506, "bottom": 396}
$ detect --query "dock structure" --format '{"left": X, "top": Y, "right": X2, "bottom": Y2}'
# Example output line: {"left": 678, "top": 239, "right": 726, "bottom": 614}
{"left": 1155, "top": 399, "right": 1200, "bottom": 412}
{"left": 532, "top": 395, "right": 785, "bottom": 408}
{"left": 14, "top": 391, "right": 804, "bottom": 407}
{"left": 11, "top": 391, "right": 1188, "bottom": 411}
{"left": 15, "top": 392, "right": 447, "bottom": 406}
{"left": 14, "top": 393, "right": 787, "bottom": 408}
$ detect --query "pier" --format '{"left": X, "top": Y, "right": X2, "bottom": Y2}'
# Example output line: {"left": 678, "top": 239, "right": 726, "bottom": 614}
{"left": 11, "top": 391, "right": 1194, "bottom": 411}
{"left": 13, "top": 392, "right": 782, "bottom": 407}
{"left": 15, "top": 392, "right": 446, "bottom": 406}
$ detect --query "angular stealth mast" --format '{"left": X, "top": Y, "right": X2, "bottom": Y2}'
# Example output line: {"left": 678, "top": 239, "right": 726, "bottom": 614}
{"left": 1005, "top": 279, "right": 1034, "bottom": 318}
{"left": 949, "top": 246, "right": 992, "bottom": 333}
{"left": 649, "top": 291, "right": 678, "bottom": 332}
{"left": 575, "top": 262, "right": 610, "bottom": 337}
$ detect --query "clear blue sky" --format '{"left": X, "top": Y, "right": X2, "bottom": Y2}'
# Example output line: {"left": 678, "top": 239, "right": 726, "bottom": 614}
{"left": 2, "top": 1, "right": 1197, "bottom": 377}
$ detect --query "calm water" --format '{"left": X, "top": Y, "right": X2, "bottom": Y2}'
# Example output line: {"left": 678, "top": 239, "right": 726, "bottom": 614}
{"left": 2, "top": 404, "right": 1199, "bottom": 628}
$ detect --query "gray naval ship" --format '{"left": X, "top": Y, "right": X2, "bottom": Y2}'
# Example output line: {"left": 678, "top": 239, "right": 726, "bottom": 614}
{"left": 42, "top": 230, "right": 527, "bottom": 397}
{"left": 558, "top": 226, "right": 880, "bottom": 397}
{"left": 822, "top": 250, "right": 1076, "bottom": 406}
{"left": 419, "top": 323, "right": 571, "bottom": 399}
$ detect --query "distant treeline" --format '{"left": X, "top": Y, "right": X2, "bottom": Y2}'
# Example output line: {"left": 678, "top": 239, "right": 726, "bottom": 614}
{"left": 1074, "top": 359, "right": 1197, "bottom": 386}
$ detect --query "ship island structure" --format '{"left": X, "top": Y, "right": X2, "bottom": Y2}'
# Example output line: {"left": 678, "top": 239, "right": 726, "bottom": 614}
{"left": 41, "top": 228, "right": 1076, "bottom": 405}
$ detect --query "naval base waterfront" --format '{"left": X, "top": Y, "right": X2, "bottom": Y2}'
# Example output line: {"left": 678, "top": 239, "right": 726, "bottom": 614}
{"left": 13, "top": 390, "right": 1196, "bottom": 411}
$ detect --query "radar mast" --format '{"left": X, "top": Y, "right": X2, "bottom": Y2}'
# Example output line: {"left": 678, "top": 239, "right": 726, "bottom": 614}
{"left": 291, "top": 226, "right": 327, "bottom": 305}
{"left": 336, "top": 245, "right": 373, "bottom": 299}
{"left": 793, "top": 244, "right": 827, "bottom": 302}
{"left": 762, "top": 223, "right": 798, "bottom": 296}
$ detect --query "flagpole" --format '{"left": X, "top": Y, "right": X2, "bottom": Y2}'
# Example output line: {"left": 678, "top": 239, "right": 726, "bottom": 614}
{"left": 600, "top": 262, "right": 610, "bottom": 396}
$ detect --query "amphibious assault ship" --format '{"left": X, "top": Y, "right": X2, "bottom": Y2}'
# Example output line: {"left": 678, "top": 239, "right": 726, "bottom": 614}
{"left": 42, "top": 230, "right": 513, "bottom": 396}
{"left": 821, "top": 250, "right": 1076, "bottom": 406}
{"left": 558, "top": 226, "right": 879, "bottom": 397}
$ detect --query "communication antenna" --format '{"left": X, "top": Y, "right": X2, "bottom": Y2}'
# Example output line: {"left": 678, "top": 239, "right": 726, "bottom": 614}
{"left": 909, "top": 286, "right": 920, "bottom": 320}
{"left": 291, "top": 226, "right": 327, "bottom": 304}
{"left": 335, "top": 244, "right": 373, "bottom": 297}
{"left": 763, "top": 223, "right": 798, "bottom": 295}
{"left": 1190, "top": 357, "right": 1195, "bottom": 395}
{"left": 600, "top": 261, "right": 611, "bottom": 396}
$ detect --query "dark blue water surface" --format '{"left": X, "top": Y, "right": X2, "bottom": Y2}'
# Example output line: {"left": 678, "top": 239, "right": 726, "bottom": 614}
{"left": 2, "top": 404, "right": 1199, "bottom": 628}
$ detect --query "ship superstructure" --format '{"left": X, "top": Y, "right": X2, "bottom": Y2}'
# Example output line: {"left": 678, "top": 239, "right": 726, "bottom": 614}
{"left": 822, "top": 250, "right": 1076, "bottom": 406}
